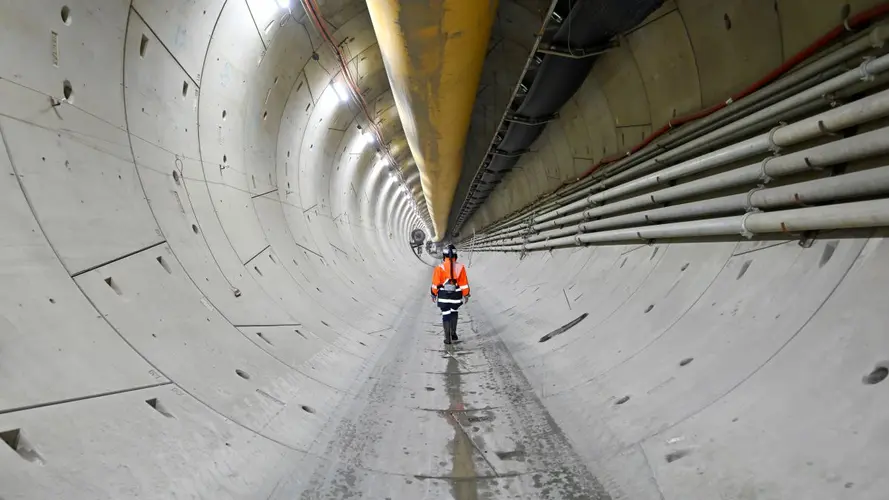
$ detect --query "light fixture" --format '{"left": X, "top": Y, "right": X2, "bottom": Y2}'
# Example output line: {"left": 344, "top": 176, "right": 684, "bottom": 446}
{"left": 332, "top": 82, "right": 349, "bottom": 102}
{"left": 362, "top": 132, "right": 374, "bottom": 145}
{"left": 275, "top": 0, "right": 290, "bottom": 8}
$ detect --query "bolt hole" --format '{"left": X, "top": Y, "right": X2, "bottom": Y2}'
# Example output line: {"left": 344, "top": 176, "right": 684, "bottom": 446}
{"left": 191, "top": 224, "right": 199, "bottom": 234}
{"left": 235, "top": 369, "right": 250, "bottom": 380}
{"left": 254, "top": 266, "right": 263, "bottom": 276}
{"left": 0, "top": 429, "right": 44, "bottom": 464}
{"left": 644, "top": 304, "right": 654, "bottom": 313}
{"left": 223, "top": 154, "right": 227, "bottom": 163}
{"left": 62, "top": 80, "right": 73, "bottom": 101}
{"left": 263, "top": 110, "right": 268, "bottom": 120}
{"left": 680, "top": 263, "right": 689, "bottom": 271}
{"left": 665, "top": 449, "right": 691, "bottom": 463}
{"left": 256, "top": 332, "right": 273, "bottom": 345}
{"left": 172, "top": 170, "right": 181, "bottom": 185}
{"left": 301, "top": 405, "right": 316, "bottom": 414}
{"left": 723, "top": 13, "right": 731, "bottom": 30}
{"left": 222, "top": 109, "right": 227, "bottom": 120}
{"left": 104, "top": 277, "right": 123, "bottom": 296}
{"left": 615, "top": 395, "right": 630, "bottom": 405}
{"left": 679, "top": 357, "right": 694, "bottom": 367}
{"left": 181, "top": 80, "right": 189, "bottom": 98}
{"left": 61, "top": 5, "right": 71, "bottom": 25}
{"left": 156, "top": 256, "right": 172, "bottom": 274}
{"left": 863, "top": 365, "right": 888, "bottom": 385}
{"left": 736, "top": 260, "right": 752, "bottom": 280}
{"left": 48, "top": 298, "right": 56, "bottom": 304}
{"left": 139, "top": 34, "right": 149, "bottom": 57}
{"left": 146, "top": 398, "right": 174, "bottom": 418}
{"left": 269, "top": 254, "right": 276, "bottom": 263}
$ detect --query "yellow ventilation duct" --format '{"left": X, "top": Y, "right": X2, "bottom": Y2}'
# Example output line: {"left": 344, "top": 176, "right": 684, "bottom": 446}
{"left": 366, "top": 0, "right": 497, "bottom": 241}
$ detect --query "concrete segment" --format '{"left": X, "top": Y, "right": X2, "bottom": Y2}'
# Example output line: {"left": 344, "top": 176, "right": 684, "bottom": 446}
{"left": 2, "top": 0, "right": 889, "bottom": 499}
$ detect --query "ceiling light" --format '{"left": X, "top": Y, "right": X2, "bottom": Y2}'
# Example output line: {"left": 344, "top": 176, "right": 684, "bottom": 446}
{"left": 332, "top": 82, "right": 349, "bottom": 102}
{"left": 362, "top": 132, "right": 374, "bottom": 145}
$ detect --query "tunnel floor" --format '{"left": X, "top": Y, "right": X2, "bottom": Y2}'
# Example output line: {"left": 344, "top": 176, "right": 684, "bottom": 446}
{"left": 270, "top": 292, "right": 607, "bottom": 499}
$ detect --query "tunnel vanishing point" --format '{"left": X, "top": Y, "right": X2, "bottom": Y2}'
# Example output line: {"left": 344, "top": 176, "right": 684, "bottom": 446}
{"left": 2, "top": 0, "right": 889, "bottom": 499}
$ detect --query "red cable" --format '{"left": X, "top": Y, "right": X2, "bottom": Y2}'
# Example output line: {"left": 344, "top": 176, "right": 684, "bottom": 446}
{"left": 577, "top": 2, "right": 889, "bottom": 181}
{"left": 300, "top": 0, "right": 396, "bottom": 171}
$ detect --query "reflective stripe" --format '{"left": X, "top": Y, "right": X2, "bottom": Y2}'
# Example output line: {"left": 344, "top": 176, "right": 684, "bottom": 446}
{"left": 459, "top": 285, "right": 469, "bottom": 290}
{"left": 441, "top": 309, "right": 455, "bottom": 315}
{"left": 438, "top": 298, "right": 462, "bottom": 304}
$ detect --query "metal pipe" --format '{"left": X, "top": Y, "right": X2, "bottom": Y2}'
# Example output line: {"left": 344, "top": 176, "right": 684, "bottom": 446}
{"left": 550, "top": 55, "right": 889, "bottom": 217}
{"left": 479, "top": 91, "right": 827, "bottom": 240}
{"left": 477, "top": 198, "right": 889, "bottom": 252}
{"left": 591, "top": 25, "right": 889, "bottom": 181}
{"left": 468, "top": 24, "right": 889, "bottom": 237}
{"left": 482, "top": 126, "right": 889, "bottom": 244}
{"left": 473, "top": 48, "right": 889, "bottom": 240}
{"left": 529, "top": 165, "right": 889, "bottom": 243}
{"left": 474, "top": 86, "right": 889, "bottom": 244}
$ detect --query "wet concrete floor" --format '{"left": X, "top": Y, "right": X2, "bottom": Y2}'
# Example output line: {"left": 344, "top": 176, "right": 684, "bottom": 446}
{"left": 276, "top": 293, "right": 608, "bottom": 499}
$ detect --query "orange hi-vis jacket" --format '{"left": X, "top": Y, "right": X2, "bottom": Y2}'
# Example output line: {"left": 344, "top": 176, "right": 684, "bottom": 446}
{"left": 431, "top": 259, "right": 470, "bottom": 297}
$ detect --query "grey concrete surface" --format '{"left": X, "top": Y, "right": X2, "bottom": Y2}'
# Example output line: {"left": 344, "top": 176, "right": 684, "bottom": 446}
{"left": 2, "top": 0, "right": 889, "bottom": 499}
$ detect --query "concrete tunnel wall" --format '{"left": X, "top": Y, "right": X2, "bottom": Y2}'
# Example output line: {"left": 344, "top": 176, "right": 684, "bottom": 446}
{"left": 1, "top": 0, "right": 889, "bottom": 499}
{"left": 0, "top": 0, "right": 430, "bottom": 497}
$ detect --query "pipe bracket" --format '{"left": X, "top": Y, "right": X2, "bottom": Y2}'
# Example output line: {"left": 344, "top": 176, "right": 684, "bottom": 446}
{"left": 759, "top": 156, "right": 777, "bottom": 183}
{"left": 870, "top": 26, "right": 886, "bottom": 49}
{"left": 740, "top": 210, "right": 760, "bottom": 239}
{"left": 745, "top": 186, "right": 764, "bottom": 211}
{"left": 859, "top": 57, "right": 877, "bottom": 82}
{"left": 767, "top": 125, "right": 784, "bottom": 153}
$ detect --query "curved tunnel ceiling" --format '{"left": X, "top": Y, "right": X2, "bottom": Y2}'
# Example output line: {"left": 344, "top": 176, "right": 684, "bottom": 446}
{"left": 2, "top": 0, "right": 889, "bottom": 499}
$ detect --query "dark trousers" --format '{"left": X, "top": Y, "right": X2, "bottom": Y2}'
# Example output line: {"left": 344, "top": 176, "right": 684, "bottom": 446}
{"left": 442, "top": 311, "right": 459, "bottom": 342}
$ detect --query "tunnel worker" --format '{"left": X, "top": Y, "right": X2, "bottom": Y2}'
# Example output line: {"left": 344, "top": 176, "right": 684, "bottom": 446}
{"left": 431, "top": 244, "right": 470, "bottom": 345}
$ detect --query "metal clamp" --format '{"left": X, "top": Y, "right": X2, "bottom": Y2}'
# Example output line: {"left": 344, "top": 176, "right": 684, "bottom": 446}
{"left": 870, "top": 26, "right": 886, "bottom": 49}
{"left": 759, "top": 155, "right": 777, "bottom": 183}
{"left": 767, "top": 124, "right": 784, "bottom": 153}
{"left": 745, "top": 186, "right": 764, "bottom": 212}
{"left": 859, "top": 57, "right": 877, "bottom": 82}
{"left": 739, "top": 210, "right": 760, "bottom": 239}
